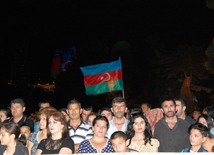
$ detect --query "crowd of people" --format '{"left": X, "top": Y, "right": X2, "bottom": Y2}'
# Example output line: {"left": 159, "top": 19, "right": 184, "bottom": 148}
{"left": 0, "top": 97, "right": 214, "bottom": 154}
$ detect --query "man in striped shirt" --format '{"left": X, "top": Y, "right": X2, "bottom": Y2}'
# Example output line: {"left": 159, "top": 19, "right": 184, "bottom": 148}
{"left": 67, "top": 100, "right": 93, "bottom": 153}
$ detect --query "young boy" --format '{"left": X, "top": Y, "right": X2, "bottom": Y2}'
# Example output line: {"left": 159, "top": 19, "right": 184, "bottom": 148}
{"left": 181, "top": 123, "right": 208, "bottom": 152}
{"left": 110, "top": 131, "right": 138, "bottom": 153}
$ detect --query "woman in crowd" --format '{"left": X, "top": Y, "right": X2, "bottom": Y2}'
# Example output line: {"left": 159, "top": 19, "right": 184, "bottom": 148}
{"left": 27, "top": 107, "right": 57, "bottom": 155}
{"left": 126, "top": 112, "right": 159, "bottom": 152}
{"left": 78, "top": 115, "right": 114, "bottom": 153}
{"left": 35, "top": 110, "right": 74, "bottom": 154}
{"left": 197, "top": 114, "right": 214, "bottom": 152}
{"left": 0, "top": 122, "right": 29, "bottom": 155}
{"left": 86, "top": 113, "right": 97, "bottom": 126}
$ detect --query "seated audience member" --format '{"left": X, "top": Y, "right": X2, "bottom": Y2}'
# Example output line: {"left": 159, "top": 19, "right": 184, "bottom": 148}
{"left": 81, "top": 106, "right": 93, "bottom": 122}
{"left": 60, "top": 108, "right": 69, "bottom": 122}
{"left": 27, "top": 107, "right": 57, "bottom": 155}
{"left": 78, "top": 116, "right": 114, "bottom": 153}
{"left": 110, "top": 131, "right": 138, "bottom": 153}
{"left": 8, "top": 98, "right": 34, "bottom": 132}
{"left": 197, "top": 114, "right": 214, "bottom": 152}
{"left": 0, "top": 122, "right": 29, "bottom": 155}
{"left": 181, "top": 123, "right": 208, "bottom": 152}
{"left": 35, "top": 110, "right": 74, "bottom": 154}
{"left": 192, "top": 109, "right": 202, "bottom": 121}
{"left": 0, "top": 109, "right": 10, "bottom": 122}
{"left": 20, "top": 124, "right": 32, "bottom": 146}
{"left": 86, "top": 113, "right": 97, "bottom": 126}
{"left": 100, "top": 107, "right": 113, "bottom": 121}
{"left": 126, "top": 112, "right": 159, "bottom": 152}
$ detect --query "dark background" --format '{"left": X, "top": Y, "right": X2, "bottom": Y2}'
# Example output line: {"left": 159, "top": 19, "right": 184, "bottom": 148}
{"left": 1, "top": 1, "right": 214, "bottom": 115}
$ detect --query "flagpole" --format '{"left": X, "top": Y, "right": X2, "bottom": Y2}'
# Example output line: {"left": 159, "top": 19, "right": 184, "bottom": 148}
{"left": 119, "top": 57, "right": 125, "bottom": 99}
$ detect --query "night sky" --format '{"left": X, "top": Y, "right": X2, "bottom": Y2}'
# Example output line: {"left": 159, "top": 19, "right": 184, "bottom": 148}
{"left": 1, "top": 1, "right": 214, "bottom": 114}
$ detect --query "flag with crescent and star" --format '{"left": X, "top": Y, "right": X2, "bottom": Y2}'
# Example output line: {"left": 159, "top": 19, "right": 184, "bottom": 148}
{"left": 80, "top": 59, "right": 123, "bottom": 95}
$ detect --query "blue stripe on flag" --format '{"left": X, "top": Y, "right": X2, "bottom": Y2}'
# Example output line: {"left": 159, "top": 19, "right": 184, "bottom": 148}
{"left": 80, "top": 60, "right": 121, "bottom": 76}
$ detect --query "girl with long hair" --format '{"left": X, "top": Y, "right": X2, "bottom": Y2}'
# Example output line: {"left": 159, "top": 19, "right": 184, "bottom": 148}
{"left": 126, "top": 112, "right": 159, "bottom": 152}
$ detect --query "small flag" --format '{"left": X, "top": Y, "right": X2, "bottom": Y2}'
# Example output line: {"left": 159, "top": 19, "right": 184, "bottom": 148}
{"left": 80, "top": 59, "right": 123, "bottom": 95}
{"left": 61, "top": 47, "right": 77, "bottom": 72}
{"left": 50, "top": 49, "right": 62, "bottom": 79}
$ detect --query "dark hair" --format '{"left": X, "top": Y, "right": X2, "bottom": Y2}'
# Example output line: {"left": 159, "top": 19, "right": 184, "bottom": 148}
{"left": 39, "top": 100, "right": 53, "bottom": 108}
{"left": 174, "top": 98, "right": 186, "bottom": 107}
{"left": 204, "top": 105, "right": 214, "bottom": 119}
{"left": 67, "top": 100, "right": 81, "bottom": 109}
{"left": 126, "top": 112, "right": 152, "bottom": 145}
{"left": 141, "top": 103, "right": 152, "bottom": 109}
{"left": 112, "top": 97, "right": 126, "bottom": 107}
{"left": 100, "top": 107, "right": 113, "bottom": 116}
{"left": 188, "top": 123, "right": 209, "bottom": 137}
{"left": 0, "top": 109, "right": 10, "bottom": 117}
{"left": 193, "top": 109, "right": 202, "bottom": 115}
{"left": 1, "top": 122, "right": 26, "bottom": 145}
{"left": 20, "top": 123, "right": 33, "bottom": 133}
{"left": 161, "top": 100, "right": 176, "bottom": 108}
{"left": 47, "top": 110, "right": 69, "bottom": 142}
{"left": 83, "top": 106, "right": 93, "bottom": 112}
{"left": 92, "top": 115, "right": 109, "bottom": 129}
{"left": 110, "top": 131, "right": 128, "bottom": 141}
{"left": 10, "top": 98, "right": 25, "bottom": 107}
{"left": 197, "top": 114, "right": 214, "bottom": 131}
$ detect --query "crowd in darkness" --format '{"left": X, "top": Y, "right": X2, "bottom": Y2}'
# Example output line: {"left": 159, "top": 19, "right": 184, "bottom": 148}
{"left": 0, "top": 97, "right": 214, "bottom": 154}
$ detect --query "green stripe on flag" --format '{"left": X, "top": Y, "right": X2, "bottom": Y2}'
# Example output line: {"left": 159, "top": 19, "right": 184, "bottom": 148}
{"left": 84, "top": 80, "right": 123, "bottom": 95}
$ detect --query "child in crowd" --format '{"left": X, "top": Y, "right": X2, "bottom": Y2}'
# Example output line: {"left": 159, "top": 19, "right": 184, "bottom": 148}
{"left": 181, "top": 123, "right": 208, "bottom": 152}
{"left": 110, "top": 131, "right": 138, "bottom": 153}
{"left": 20, "top": 124, "right": 32, "bottom": 146}
{"left": 0, "top": 109, "right": 10, "bottom": 122}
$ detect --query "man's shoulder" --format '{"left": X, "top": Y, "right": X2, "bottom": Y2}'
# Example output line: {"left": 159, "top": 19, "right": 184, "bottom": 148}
{"left": 155, "top": 117, "right": 165, "bottom": 126}
{"left": 79, "top": 121, "right": 92, "bottom": 129}
{"left": 185, "top": 116, "right": 196, "bottom": 125}
{"left": 178, "top": 117, "right": 191, "bottom": 127}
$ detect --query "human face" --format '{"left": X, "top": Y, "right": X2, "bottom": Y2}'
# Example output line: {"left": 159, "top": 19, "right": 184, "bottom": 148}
{"left": 81, "top": 109, "right": 91, "bottom": 122}
{"left": 0, "top": 111, "right": 8, "bottom": 122}
{"left": 67, "top": 103, "right": 82, "bottom": 120}
{"left": 39, "top": 103, "right": 50, "bottom": 111}
{"left": 11, "top": 103, "right": 25, "bottom": 118}
{"left": 20, "top": 126, "right": 31, "bottom": 139}
{"left": 92, "top": 120, "right": 107, "bottom": 138}
{"left": 175, "top": 101, "right": 184, "bottom": 117}
{"left": 111, "top": 102, "right": 127, "bottom": 119}
{"left": 161, "top": 100, "right": 176, "bottom": 118}
{"left": 141, "top": 104, "right": 149, "bottom": 113}
{"left": 48, "top": 116, "right": 64, "bottom": 136}
{"left": 133, "top": 117, "right": 146, "bottom": 133}
{"left": 0, "top": 127, "right": 13, "bottom": 146}
{"left": 111, "top": 137, "right": 128, "bottom": 153}
{"left": 193, "top": 111, "right": 201, "bottom": 121}
{"left": 39, "top": 114, "right": 47, "bottom": 130}
{"left": 198, "top": 117, "right": 208, "bottom": 127}
{"left": 202, "top": 109, "right": 207, "bottom": 115}
{"left": 101, "top": 110, "right": 113, "bottom": 121}
{"left": 189, "top": 129, "right": 206, "bottom": 147}
{"left": 87, "top": 115, "right": 96, "bottom": 126}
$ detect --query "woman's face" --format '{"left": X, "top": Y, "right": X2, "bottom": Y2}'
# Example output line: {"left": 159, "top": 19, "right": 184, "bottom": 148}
{"left": 133, "top": 117, "right": 146, "bottom": 133}
{"left": 87, "top": 115, "right": 96, "bottom": 126}
{"left": 198, "top": 117, "right": 208, "bottom": 127}
{"left": 20, "top": 126, "right": 31, "bottom": 139}
{"left": 48, "top": 116, "right": 64, "bottom": 135}
{"left": 0, "top": 127, "right": 13, "bottom": 145}
{"left": 92, "top": 120, "right": 107, "bottom": 137}
{"left": 39, "top": 114, "right": 47, "bottom": 130}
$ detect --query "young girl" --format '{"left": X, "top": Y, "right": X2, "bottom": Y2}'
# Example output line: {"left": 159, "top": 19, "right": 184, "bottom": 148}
{"left": 126, "top": 112, "right": 159, "bottom": 152}
{"left": 0, "top": 122, "right": 29, "bottom": 155}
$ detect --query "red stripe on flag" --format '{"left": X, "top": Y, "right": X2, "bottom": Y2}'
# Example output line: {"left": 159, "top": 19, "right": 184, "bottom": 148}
{"left": 83, "top": 70, "right": 123, "bottom": 85}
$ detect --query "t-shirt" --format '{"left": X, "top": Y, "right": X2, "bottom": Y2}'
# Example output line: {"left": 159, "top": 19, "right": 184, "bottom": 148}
{"left": 37, "top": 136, "right": 74, "bottom": 154}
